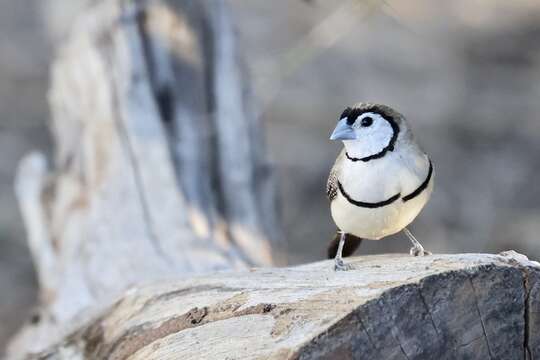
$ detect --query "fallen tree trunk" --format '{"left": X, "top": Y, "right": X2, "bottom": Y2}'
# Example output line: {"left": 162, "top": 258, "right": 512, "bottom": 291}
{"left": 8, "top": 0, "right": 540, "bottom": 359}
{"left": 22, "top": 252, "right": 540, "bottom": 359}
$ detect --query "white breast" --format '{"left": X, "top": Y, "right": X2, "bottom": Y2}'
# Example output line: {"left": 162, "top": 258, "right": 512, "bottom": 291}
{"left": 331, "top": 146, "right": 433, "bottom": 240}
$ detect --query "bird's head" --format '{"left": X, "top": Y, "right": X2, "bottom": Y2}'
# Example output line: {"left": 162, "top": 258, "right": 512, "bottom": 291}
{"left": 330, "top": 103, "right": 405, "bottom": 162}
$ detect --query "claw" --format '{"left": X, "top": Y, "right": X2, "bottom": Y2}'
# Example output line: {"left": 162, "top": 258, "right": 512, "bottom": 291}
{"left": 335, "top": 258, "right": 354, "bottom": 271}
{"left": 409, "top": 246, "right": 431, "bottom": 257}
{"left": 404, "top": 228, "right": 431, "bottom": 257}
{"left": 333, "top": 231, "right": 354, "bottom": 271}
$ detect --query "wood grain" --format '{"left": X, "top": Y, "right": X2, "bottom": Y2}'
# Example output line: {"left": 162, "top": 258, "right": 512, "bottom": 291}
{"left": 27, "top": 252, "right": 540, "bottom": 359}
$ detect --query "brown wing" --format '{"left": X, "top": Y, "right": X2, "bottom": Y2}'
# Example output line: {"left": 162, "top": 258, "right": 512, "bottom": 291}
{"left": 326, "top": 149, "right": 345, "bottom": 201}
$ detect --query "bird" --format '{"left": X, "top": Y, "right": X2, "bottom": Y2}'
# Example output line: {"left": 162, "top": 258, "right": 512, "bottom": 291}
{"left": 326, "top": 102, "right": 434, "bottom": 271}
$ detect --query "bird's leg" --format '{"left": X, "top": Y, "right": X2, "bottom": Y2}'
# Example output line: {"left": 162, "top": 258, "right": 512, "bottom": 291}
{"left": 334, "top": 231, "right": 354, "bottom": 271}
{"left": 404, "top": 228, "right": 431, "bottom": 256}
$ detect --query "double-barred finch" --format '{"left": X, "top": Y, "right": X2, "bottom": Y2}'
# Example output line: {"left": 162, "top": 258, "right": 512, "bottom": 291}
{"left": 327, "top": 103, "right": 434, "bottom": 271}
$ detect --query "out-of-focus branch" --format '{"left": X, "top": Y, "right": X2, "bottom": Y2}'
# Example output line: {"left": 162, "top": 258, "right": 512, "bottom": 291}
{"left": 253, "top": 0, "right": 382, "bottom": 112}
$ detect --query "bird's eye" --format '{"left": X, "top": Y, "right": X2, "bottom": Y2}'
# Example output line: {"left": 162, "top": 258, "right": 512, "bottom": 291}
{"left": 361, "top": 117, "right": 373, "bottom": 127}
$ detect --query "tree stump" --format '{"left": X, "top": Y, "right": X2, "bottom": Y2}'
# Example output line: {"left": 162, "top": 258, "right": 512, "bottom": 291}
{"left": 8, "top": 0, "right": 283, "bottom": 356}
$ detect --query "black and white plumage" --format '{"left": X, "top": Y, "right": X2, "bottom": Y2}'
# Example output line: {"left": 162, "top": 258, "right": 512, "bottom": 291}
{"left": 327, "top": 103, "right": 434, "bottom": 270}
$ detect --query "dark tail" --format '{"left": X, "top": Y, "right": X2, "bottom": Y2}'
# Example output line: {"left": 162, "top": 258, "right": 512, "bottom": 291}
{"left": 327, "top": 232, "right": 363, "bottom": 259}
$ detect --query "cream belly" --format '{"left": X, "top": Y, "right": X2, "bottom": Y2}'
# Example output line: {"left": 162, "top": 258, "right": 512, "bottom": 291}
{"left": 331, "top": 177, "right": 433, "bottom": 240}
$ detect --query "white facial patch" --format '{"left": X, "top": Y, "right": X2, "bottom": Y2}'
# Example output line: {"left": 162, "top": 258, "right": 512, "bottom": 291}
{"left": 343, "top": 112, "right": 395, "bottom": 159}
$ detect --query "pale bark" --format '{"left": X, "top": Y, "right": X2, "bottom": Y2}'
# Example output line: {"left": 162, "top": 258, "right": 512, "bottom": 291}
{"left": 16, "top": 252, "right": 540, "bottom": 359}
{"left": 8, "top": 0, "right": 282, "bottom": 356}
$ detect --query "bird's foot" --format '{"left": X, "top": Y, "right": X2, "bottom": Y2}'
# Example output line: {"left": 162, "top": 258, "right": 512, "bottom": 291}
{"left": 409, "top": 245, "right": 432, "bottom": 257}
{"left": 334, "top": 258, "right": 354, "bottom": 271}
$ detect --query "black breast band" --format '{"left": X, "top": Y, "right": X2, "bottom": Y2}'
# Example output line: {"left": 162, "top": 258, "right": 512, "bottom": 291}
{"left": 402, "top": 160, "right": 433, "bottom": 202}
{"left": 337, "top": 159, "right": 433, "bottom": 208}
{"left": 337, "top": 181, "right": 400, "bottom": 208}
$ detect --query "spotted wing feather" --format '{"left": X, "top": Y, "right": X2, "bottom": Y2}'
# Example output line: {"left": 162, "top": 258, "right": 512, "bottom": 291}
{"left": 326, "top": 150, "right": 345, "bottom": 201}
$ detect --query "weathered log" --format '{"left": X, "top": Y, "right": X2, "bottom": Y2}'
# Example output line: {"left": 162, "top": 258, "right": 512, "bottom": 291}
{"left": 22, "top": 252, "right": 540, "bottom": 359}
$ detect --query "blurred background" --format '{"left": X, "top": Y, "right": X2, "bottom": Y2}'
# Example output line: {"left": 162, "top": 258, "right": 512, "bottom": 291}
{"left": 2, "top": 0, "right": 540, "bottom": 352}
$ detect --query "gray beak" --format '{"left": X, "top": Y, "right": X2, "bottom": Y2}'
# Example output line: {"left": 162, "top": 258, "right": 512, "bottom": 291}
{"left": 330, "top": 119, "right": 357, "bottom": 140}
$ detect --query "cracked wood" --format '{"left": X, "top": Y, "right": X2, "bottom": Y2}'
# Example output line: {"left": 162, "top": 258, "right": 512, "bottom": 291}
{"left": 25, "top": 252, "right": 540, "bottom": 360}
